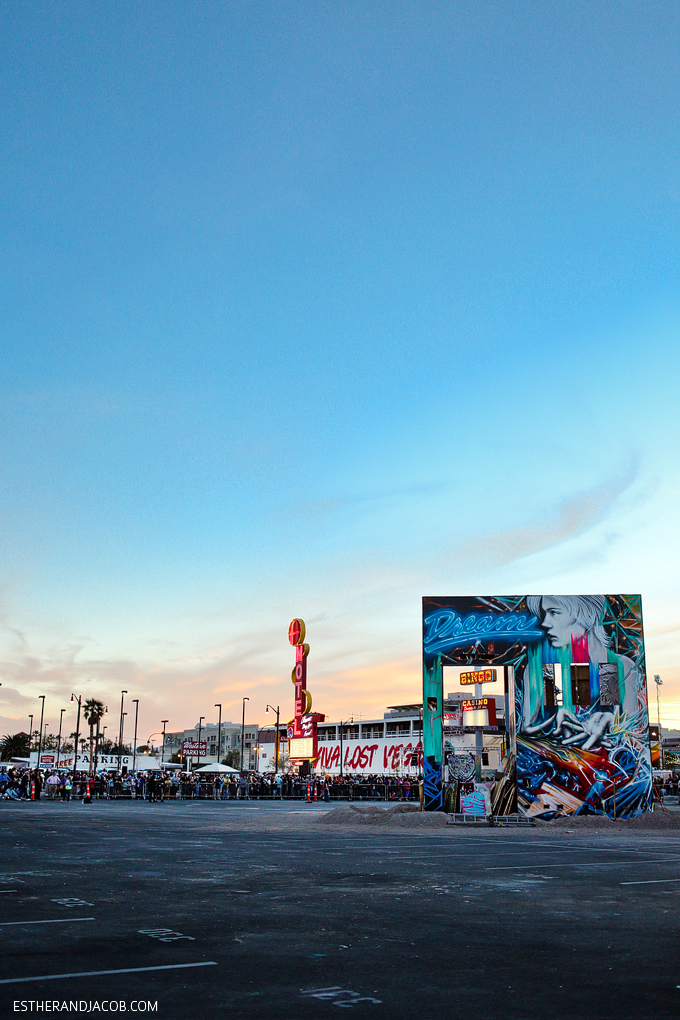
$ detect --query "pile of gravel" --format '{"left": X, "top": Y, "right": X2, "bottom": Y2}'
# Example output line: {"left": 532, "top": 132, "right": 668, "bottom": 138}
{"left": 317, "top": 804, "right": 680, "bottom": 832}
{"left": 538, "top": 810, "right": 680, "bottom": 831}
{"left": 623, "top": 809, "right": 680, "bottom": 830}
{"left": 539, "top": 814, "right": 614, "bottom": 828}
{"left": 318, "top": 804, "right": 447, "bottom": 828}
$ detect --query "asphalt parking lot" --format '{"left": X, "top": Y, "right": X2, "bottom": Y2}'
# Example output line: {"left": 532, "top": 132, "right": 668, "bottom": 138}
{"left": 1, "top": 800, "right": 679, "bottom": 1019}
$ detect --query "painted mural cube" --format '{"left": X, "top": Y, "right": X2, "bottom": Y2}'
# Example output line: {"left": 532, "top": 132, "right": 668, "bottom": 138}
{"left": 422, "top": 595, "right": 652, "bottom": 819}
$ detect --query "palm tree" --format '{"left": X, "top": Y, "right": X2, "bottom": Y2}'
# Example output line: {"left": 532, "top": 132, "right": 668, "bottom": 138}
{"left": 83, "top": 699, "right": 106, "bottom": 776}
{"left": 0, "top": 732, "right": 30, "bottom": 761}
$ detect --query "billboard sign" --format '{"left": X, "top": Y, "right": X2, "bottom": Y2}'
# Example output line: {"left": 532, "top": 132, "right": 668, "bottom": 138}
{"left": 460, "top": 669, "right": 497, "bottom": 686}
{"left": 289, "top": 737, "right": 314, "bottom": 759}
{"left": 423, "top": 594, "right": 652, "bottom": 818}
{"left": 443, "top": 710, "right": 463, "bottom": 733}
{"left": 462, "top": 697, "right": 497, "bottom": 728}
{"left": 287, "top": 618, "right": 324, "bottom": 760}
{"left": 30, "top": 752, "right": 159, "bottom": 772}
{"left": 181, "top": 741, "right": 207, "bottom": 757}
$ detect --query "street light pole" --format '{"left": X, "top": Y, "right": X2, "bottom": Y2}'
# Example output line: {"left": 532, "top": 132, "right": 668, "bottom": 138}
{"left": 654, "top": 675, "right": 663, "bottom": 768}
{"left": 241, "top": 698, "right": 249, "bottom": 771}
{"left": 56, "top": 708, "right": 65, "bottom": 769}
{"left": 197, "top": 716, "right": 205, "bottom": 769}
{"left": 121, "top": 713, "right": 127, "bottom": 769}
{"left": 339, "top": 717, "right": 353, "bottom": 778}
{"left": 93, "top": 711, "right": 104, "bottom": 776}
{"left": 161, "top": 720, "right": 168, "bottom": 765}
{"left": 132, "top": 700, "right": 139, "bottom": 773}
{"left": 37, "top": 696, "right": 46, "bottom": 764}
{"left": 70, "top": 694, "right": 82, "bottom": 783}
{"left": 117, "top": 691, "right": 127, "bottom": 772}
{"left": 266, "top": 705, "right": 280, "bottom": 773}
{"left": 214, "top": 704, "right": 222, "bottom": 765}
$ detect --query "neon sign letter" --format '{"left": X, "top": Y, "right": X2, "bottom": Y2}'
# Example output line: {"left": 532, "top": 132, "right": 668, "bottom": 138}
{"left": 423, "top": 609, "right": 543, "bottom": 657}
{"left": 288, "top": 618, "right": 324, "bottom": 760}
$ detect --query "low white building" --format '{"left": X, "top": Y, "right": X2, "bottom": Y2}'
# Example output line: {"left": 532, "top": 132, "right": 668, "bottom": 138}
{"left": 257, "top": 702, "right": 506, "bottom": 776}
{"left": 30, "top": 751, "right": 163, "bottom": 772}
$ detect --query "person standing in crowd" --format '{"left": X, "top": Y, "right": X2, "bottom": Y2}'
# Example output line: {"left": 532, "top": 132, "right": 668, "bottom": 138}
{"left": 46, "top": 771, "right": 60, "bottom": 799}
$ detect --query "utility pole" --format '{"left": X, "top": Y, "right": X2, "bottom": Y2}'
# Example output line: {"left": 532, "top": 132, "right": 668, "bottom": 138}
{"left": 161, "top": 720, "right": 168, "bottom": 765}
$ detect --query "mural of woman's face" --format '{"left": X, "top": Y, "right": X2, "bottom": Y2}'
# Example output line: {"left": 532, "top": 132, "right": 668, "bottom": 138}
{"left": 540, "top": 597, "right": 585, "bottom": 647}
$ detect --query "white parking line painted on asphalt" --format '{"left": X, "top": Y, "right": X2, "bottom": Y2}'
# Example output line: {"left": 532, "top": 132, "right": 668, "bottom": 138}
{"left": 620, "top": 878, "right": 680, "bottom": 886}
{"left": 0, "top": 962, "right": 218, "bottom": 985}
{"left": 487, "top": 859, "right": 680, "bottom": 871}
{"left": 139, "top": 928, "right": 196, "bottom": 941}
{"left": 0, "top": 917, "right": 95, "bottom": 926}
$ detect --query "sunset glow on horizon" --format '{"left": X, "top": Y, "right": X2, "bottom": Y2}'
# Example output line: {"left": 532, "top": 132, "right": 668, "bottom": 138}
{"left": 2, "top": 3, "right": 679, "bottom": 742}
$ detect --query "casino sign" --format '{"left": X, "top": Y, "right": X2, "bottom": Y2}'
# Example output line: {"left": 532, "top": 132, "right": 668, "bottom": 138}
{"left": 287, "top": 618, "right": 325, "bottom": 761}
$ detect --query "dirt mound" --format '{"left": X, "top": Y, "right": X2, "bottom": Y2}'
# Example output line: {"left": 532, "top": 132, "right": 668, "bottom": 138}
{"left": 387, "top": 803, "right": 420, "bottom": 815}
{"left": 538, "top": 810, "right": 680, "bottom": 831}
{"left": 543, "top": 814, "right": 614, "bottom": 828}
{"left": 318, "top": 804, "right": 446, "bottom": 827}
{"left": 624, "top": 809, "right": 680, "bottom": 830}
{"left": 389, "top": 811, "right": 448, "bottom": 827}
{"left": 318, "top": 805, "right": 386, "bottom": 825}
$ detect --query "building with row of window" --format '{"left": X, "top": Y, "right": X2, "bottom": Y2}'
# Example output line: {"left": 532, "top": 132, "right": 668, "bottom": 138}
{"left": 256, "top": 703, "right": 505, "bottom": 775}
{"left": 163, "top": 721, "right": 260, "bottom": 769}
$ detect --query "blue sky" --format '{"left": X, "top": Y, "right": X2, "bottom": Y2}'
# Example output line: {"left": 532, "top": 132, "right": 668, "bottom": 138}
{"left": 2, "top": 1, "right": 679, "bottom": 742}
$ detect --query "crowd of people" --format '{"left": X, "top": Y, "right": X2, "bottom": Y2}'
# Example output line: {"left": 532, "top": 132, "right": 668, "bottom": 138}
{"left": 3, "top": 764, "right": 678, "bottom": 806}
{"left": 653, "top": 773, "right": 680, "bottom": 802}
{"left": 0, "top": 765, "right": 423, "bottom": 802}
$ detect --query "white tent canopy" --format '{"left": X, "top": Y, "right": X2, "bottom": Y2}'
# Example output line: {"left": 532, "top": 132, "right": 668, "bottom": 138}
{"left": 194, "top": 762, "right": 239, "bottom": 773}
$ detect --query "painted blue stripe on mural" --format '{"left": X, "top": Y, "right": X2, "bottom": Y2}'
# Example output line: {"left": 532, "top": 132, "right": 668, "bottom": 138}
{"left": 423, "top": 757, "right": 443, "bottom": 812}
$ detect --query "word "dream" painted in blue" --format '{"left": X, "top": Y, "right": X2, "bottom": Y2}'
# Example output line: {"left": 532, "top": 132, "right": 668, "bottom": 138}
{"left": 423, "top": 609, "right": 543, "bottom": 656}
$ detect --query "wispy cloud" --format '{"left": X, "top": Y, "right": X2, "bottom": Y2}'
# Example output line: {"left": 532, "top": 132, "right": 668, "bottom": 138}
{"left": 449, "top": 469, "right": 637, "bottom": 572}
{"left": 279, "top": 480, "right": 449, "bottom": 521}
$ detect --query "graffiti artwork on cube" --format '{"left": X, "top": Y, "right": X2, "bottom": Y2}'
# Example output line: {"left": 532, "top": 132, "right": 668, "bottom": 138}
{"left": 422, "top": 595, "right": 652, "bottom": 819}
{"left": 446, "top": 750, "right": 476, "bottom": 783}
